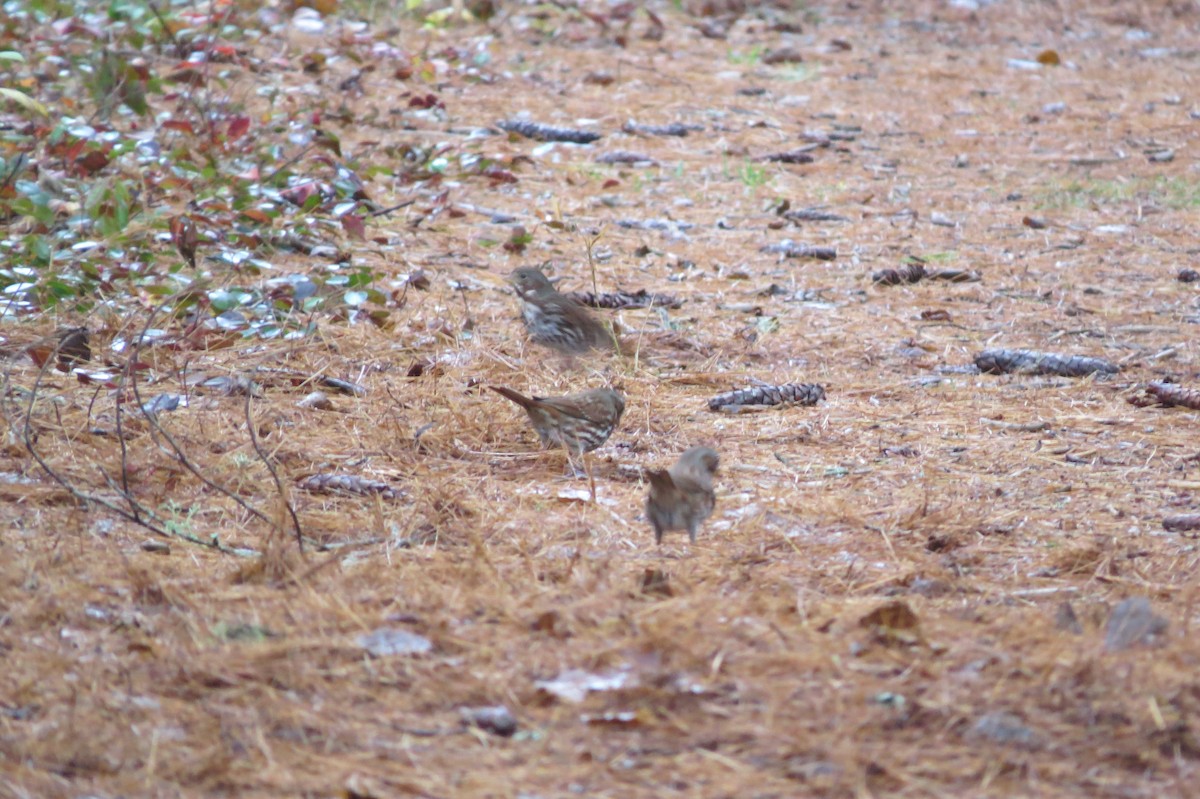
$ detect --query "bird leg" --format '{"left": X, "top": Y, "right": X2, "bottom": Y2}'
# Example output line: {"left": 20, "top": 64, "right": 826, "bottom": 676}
{"left": 557, "top": 445, "right": 596, "bottom": 503}
{"left": 575, "top": 458, "right": 599, "bottom": 504}
{"left": 585, "top": 452, "right": 596, "bottom": 504}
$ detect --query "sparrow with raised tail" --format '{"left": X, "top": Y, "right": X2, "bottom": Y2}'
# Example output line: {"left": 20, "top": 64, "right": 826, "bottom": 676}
{"left": 489, "top": 386, "right": 625, "bottom": 455}
{"left": 508, "top": 267, "right": 615, "bottom": 355}
{"left": 646, "top": 446, "right": 719, "bottom": 544}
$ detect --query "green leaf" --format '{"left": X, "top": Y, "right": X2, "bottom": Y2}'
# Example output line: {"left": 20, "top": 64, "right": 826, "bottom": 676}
{"left": 212, "top": 621, "right": 275, "bottom": 642}
{"left": 31, "top": 237, "right": 52, "bottom": 264}
{"left": 209, "top": 288, "right": 251, "bottom": 311}
{"left": 0, "top": 88, "right": 49, "bottom": 117}
{"left": 345, "top": 268, "right": 376, "bottom": 288}
{"left": 122, "top": 79, "right": 149, "bottom": 115}
{"left": 43, "top": 278, "right": 77, "bottom": 300}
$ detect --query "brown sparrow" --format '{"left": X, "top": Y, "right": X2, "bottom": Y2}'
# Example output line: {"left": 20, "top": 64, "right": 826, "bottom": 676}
{"left": 489, "top": 386, "right": 625, "bottom": 455}
{"left": 508, "top": 267, "right": 614, "bottom": 355}
{"left": 646, "top": 446, "right": 719, "bottom": 544}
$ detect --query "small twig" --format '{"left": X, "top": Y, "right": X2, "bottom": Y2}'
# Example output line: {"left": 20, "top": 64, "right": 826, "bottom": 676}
{"left": 457, "top": 285, "right": 475, "bottom": 331}
{"left": 0, "top": 152, "right": 25, "bottom": 196}
{"left": 866, "top": 525, "right": 899, "bottom": 566}
{"left": 145, "top": 1, "right": 185, "bottom": 57}
{"left": 114, "top": 365, "right": 140, "bottom": 523}
{"left": 14, "top": 347, "right": 234, "bottom": 553}
{"left": 584, "top": 229, "right": 603, "bottom": 297}
{"left": 244, "top": 390, "right": 304, "bottom": 553}
{"left": 262, "top": 143, "right": 316, "bottom": 186}
{"left": 585, "top": 452, "right": 596, "bottom": 505}
{"left": 1008, "top": 586, "right": 1080, "bottom": 598}
{"left": 276, "top": 550, "right": 343, "bottom": 587}
{"left": 366, "top": 199, "right": 417, "bottom": 218}
{"left": 980, "top": 418, "right": 1050, "bottom": 433}
{"left": 95, "top": 469, "right": 248, "bottom": 555}
{"left": 128, "top": 294, "right": 274, "bottom": 528}
{"left": 616, "top": 58, "right": 696, "bottom": 93}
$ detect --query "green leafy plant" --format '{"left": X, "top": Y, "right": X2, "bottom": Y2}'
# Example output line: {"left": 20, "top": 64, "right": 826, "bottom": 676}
{"left": 728, "top": 45, "right": 764, "bottom": 66}
{"left": 739, "top": 161, "right": 770, "bottom": 190}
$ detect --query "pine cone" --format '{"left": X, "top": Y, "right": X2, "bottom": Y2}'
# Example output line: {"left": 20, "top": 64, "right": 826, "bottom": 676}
{"left": 872, "top": 262, "right": 927, "bottom": 285}
{"left": 708, "top": 382, "right": 825, "bottom": 412}
{"left": 497, "top": 119, "right": 600, "bottom": 144}
{"left": 564, "top": 288, "right": 683, "bottom": 310}
{"left": 1129, "top": 382, "right": 1200, "bottom": 410}
{"left": 975, "top": 348, "right": 1119, "bottom": 377}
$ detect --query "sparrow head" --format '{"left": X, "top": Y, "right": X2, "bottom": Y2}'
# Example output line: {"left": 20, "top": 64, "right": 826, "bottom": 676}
{"left": 508, "top": 267, "right": 557, "bottom": 298}
{"left": 677, "top": 446, "right": 719, "bottom": 479}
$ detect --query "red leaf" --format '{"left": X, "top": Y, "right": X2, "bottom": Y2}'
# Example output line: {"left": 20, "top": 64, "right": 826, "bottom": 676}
{"left": 341, "top": 214, "right": 366, "bottom": 241}
{"left": 161, "top": 119, "right": 195, "bottom": 134}
{"left": 166, "top": 66, "right": 206, "bottom": 86}
{"left": 51, "top": 139, "right": 86, "bottom": 162}
{"left": 483, "top": 166, "right": 518, "bottom": 184}
{"left": 408, "top": 93, "right": 443, "bottom": 109}
{"left": 53, "top": 18, "right": 103, "bottom": 38}
{"left": 76, "top": 150, "right": 111, "bottom": 176}
{"left": 239, "top": 208, "right": 272, "bottom": 224}
{"left": 27, "top": 345, "right": 52, "bottom": 368}
{"left": 226, "top": 116, "right": 250, "bottom": 141}
{"left": 169, "top": 215, "right": 198, "bottom": 268}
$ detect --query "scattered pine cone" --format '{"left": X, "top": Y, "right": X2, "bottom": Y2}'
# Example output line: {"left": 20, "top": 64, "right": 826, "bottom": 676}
{"left": 1163, "top": 514, "right": 1200, "bottom": 533}
{"left": 595, "top": 151, "right": 658, "bottom": 166}
{"left": 298, "top": 473, "right": 400, "bottom": 500}
{"left": 1128, "top": 382, "right": 1200, "bottom": 410}
{"left": 622, "top": 121, "right": 702, "bottom": 137}
{"left": 760, "top": 242, "right": 837, "bottom": 260}
{"left": 708, "top": 382, "right": 825, "bottom": 412}
{"left": 497, "top": 119, "right": 600, "bottom": 144}
{"left": 784, "top": 208, "right": 848, "bottom": 223}
{"left": 975, "top": 348, "right": 1119, "bottom": 377}
{"left": 757, "top": 148, "right": 816, "bottom": 164}
{"left": 872, "top": 263, "right": 927, "bottom": 285}
{"left": 564, "top": 288, "right": 683, "bottom": 310}
{"left": 873, "top": 264, "right": 981, "bottom": 285}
